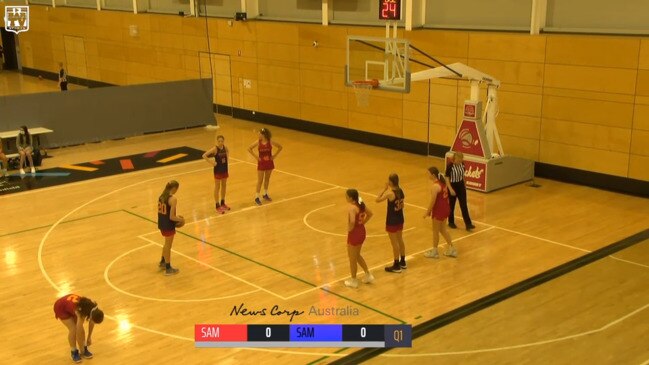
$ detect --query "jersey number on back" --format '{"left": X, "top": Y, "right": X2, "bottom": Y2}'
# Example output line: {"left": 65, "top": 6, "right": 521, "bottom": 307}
{"left": 158, "top": 202, "right": 167, "bottom": 215}
{"left": 394, "top": 199, "right": 404, "bottom": 211}
{"left": 357, "top": 212, "right": 367, "bottom": 224}
{"left": 66, "top": 294, "right": 80, "bottom": 303}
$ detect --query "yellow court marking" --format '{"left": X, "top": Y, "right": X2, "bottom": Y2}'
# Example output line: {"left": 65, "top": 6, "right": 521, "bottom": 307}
{"left": 157, "top": 153, "right": 188, "bottom": 163}
{"left": 60, "top": 164, "right": 98, "bottom": 172}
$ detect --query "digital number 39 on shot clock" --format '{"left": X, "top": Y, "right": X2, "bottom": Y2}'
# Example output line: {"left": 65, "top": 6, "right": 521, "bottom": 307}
{"left": 379, "top": 0, "right": 402, "bottom": 20}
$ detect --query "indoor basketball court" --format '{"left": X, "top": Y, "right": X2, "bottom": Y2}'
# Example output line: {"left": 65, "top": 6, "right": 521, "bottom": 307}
{"left": 1, "top": 0, "right": 648, "bottom": 364}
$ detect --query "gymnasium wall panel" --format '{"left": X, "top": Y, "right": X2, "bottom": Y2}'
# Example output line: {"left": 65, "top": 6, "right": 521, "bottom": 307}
{"left": 258, "top": 0, "right": 321, "bottom": 22}
{"left": 0, "top": 79, "right": 214, "bottom": 147}
{"left": 539, "top": 141, "right": 629, "bottom": 177}
{"left": 198, "top": 0, "right": 240, "bottom": 18}
{"left": 546, "top": 0, "right": 649, "bottom": 33}
{"left": 425, "top": 0, "right": 531, "bottom": 30}
{"left": 545, "top": 36, "right": 640, "bottom": 69}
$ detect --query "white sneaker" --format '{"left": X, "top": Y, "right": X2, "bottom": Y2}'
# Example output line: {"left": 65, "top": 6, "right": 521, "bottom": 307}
{"left": 362, "top": 274, "right": 375, "bottom": 284}
{"left": 30, "top": 167, "right": 36, "bottom": 174}
{"left": 424, "top": 249, "right": 439, "bottom": 259}
{"left": 19, "top": 168, "right": 25, "bottom": 175}
{"left": 344, "top": 278, "right": 359, "bottom": 288}
{"left": 444, "top": 247, "right": 458, "bottom": 258}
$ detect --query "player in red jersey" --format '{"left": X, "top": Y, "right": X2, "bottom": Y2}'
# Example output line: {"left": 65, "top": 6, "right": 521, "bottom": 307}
{"left": 158, "top": 180, "right": 184, "bottom": 275}
{"left": 375, "top": 173, "right": 407, "bottom": 273}
{"left": 345, "top": 189, "right": 374, "bottom": 288}
{"left": 423, "top": 167, "right": 457, "bottom": 258}
{"left": 53, "top": 294, "right": 104, "bottom": 363}
{"left": 247, "top": 128, "right": 282, "bottom": 205}
{"left": 203, "top": 135, "right": 230, "bottom": 213}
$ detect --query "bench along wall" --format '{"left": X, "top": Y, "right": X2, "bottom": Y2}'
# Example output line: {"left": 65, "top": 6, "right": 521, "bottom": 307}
{"left": 0, "top": 78, "right": 214, "bottom": 148}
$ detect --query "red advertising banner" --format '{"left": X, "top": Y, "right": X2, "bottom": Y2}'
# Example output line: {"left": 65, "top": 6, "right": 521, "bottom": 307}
{"left": 463, "top": 159, "right": 487, "bottom": 191}
{"left": 451, "top": 119, "right": 486, "bottom": 158}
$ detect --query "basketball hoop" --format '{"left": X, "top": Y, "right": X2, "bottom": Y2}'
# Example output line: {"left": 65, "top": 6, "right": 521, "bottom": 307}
{"left": 352, "top": 79, "right": 379, "bottom": 107}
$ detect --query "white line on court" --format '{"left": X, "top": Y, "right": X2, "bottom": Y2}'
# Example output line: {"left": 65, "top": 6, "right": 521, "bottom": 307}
{"left": 137, "top": 236, "right": 286, "bottom": 299}
{"left": 137, "top": 186, "right": 340, "bottom": 237}
{"left": 37, "top": 163, "right": 350, "bottom": 358}
{"left": 283, "top": 226, "right": 497, "bottom": 300}
{"left": 609, "top": 255, "right": 649, "bottom": 269}
{"left": 1, "top": 159, "right": 218, "bottom": 199}
{"left": 104, "top": 242, "right": 261, "bottom": 302}
{"left": 34, "top": 148, "right": 649, "bottom": 359}
{"left": 302, "top": 203, "right": 416, "bottom": 238}
{"left": 381, "top": 302, "right": 649, "bottom": 357}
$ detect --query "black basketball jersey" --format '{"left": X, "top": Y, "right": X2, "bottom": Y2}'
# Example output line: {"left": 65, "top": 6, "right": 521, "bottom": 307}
{"left": 157, "top": 198, "right": 175, "bottom": 231}
{"left": 386, "top": 188, "right": 405, "bottom": 226}
{"left": 214, "top": 146, "right": 228, "bottom": 174}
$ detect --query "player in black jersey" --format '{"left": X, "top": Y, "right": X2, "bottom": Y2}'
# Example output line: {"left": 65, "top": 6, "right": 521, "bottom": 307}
{"left": 375, "top": 173, "right": 406, "bottom": 273}
{"left": 157, "top": 180, "right": 184, "bottom": 276}
{"left": 203, "top": 135, "right": 230, "bottom": 213}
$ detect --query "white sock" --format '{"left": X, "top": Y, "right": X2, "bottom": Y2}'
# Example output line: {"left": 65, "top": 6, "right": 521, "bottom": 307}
{"left": 71, "top": 347, "right": 77, "bottom": 352}
{"left": 264, "top": 190, "right": 268, "bottom": 195}
{"left": 256, "top": 193, "right": 259, "bottom": 198}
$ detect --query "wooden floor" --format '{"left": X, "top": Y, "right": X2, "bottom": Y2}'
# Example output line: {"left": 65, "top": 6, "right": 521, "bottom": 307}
{"left": 2, "top": 83, "right": 649, "bottom": 364}
{"left": 0, "top": 70, "right": 85, "bottom": 96}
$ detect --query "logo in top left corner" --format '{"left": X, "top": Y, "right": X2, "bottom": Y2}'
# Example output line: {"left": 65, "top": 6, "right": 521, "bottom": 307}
{"left": 4, "top": 6, "right": 29, "bottom": 34}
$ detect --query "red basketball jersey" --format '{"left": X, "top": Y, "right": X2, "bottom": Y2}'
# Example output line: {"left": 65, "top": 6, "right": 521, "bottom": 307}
{"left": 53, "top": 293, "right": 80, "bottom": 320}
{"left": 432, "top": 181, "right": 450, "bottom": 220}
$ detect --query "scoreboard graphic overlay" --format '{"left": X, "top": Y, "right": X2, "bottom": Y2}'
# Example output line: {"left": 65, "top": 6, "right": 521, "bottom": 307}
{"left": 195, "top": 324, "right": 412, "bottom": 348}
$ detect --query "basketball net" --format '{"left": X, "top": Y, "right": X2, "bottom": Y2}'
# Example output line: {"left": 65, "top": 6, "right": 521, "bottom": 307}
{"left": 352, "top": 79, "right": 379, "bottom": 107}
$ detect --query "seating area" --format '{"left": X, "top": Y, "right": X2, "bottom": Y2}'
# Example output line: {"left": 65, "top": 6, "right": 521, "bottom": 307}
{"left": 0, "top": 127, "right": 53, "bottom": 170}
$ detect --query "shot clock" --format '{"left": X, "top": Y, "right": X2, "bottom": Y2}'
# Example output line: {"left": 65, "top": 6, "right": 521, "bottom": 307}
{"left": 379, "top": 0, "right": 402, "bottom": 20}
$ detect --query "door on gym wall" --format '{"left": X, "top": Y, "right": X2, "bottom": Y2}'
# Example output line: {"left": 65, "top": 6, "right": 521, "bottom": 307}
{"left": 0, "top": 28, "right": 19, "bottom": 70}
{"left": 199, "top": 52, "right": 234, "bottom": 116}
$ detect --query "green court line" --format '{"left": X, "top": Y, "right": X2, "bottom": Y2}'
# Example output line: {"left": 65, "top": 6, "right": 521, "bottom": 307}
{"left": 121, "top": 209, "right": 405, "bottom": 324}
{"left": 306, "top": 347, "right": 349, "bottom": 365}
{"left": 0, "top": 210, "right": 122, "bottom": 238}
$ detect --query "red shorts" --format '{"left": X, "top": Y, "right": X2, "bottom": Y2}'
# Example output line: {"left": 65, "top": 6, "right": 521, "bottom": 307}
{"left": 257, "top": 160, "right": 275, "bottom": 171}
{"left": 160, "top": 229, "right": 176, "bottom": 237}
{"left": 347, "top": 226, "right": 366, "bottom": 246}
{"left": 432, "top": 210, "right": 449, "bottom": 221}
{"left": 386, "top": 224, "right": 403, "bottom": 233}
{"left": 214, "top": 172, "right": 229, "bottom": 180}
{"left": 53, "top": 300, "right": 74, "bottom": 320}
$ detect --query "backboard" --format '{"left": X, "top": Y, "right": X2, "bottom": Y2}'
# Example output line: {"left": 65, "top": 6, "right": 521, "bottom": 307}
{"left": 345, "top": 35, "right": 410, "bottom": 93}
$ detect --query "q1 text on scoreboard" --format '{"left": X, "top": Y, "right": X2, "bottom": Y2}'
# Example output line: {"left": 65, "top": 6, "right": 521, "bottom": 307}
{"left": 195, "top": 324, "right": 412, "bottom": 348}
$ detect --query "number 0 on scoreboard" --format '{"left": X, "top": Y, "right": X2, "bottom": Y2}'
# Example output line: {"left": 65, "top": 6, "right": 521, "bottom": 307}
{"left": 379, "top": 0, "right": 402, "bottom": 20}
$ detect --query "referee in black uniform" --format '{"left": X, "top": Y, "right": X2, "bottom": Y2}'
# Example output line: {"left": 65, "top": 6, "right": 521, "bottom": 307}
{"left": 445, "top": 152, "right": 475, "bottom": 231}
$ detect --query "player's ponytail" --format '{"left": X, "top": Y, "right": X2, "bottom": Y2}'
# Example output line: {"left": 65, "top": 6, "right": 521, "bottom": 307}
{"left": 428, "top": 166, "right": 446, "bottom": 185}
{"left": 346, "top": 189, "right": 366, "bottom": 212}
{"left": 77, "top": 297, "right": 103, "bottom": 323}
{"left": 159, "top": 180, "right": 179, "bottom": 204}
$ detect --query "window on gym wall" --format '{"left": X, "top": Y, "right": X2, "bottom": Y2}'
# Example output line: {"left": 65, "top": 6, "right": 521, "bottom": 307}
{"left": 545, "top": 0, "right": 649, "bottom": 34}
{"left": 144, "top": 0, "right": 191, "bottom": 15}
{"left": 101, "top": 0, "right": 133, "bottom": 12}
{"left": 258, "top": 0, "right": 321, "bottom": 23}
{"left": 330, "top": 0, "right": 404, "bottom": 26}
{"left": 28, "top": 0, "right": 53, "bottom": 5}
{"left": 197, "top": 0, "right": 240, "bottom": 18}
{"left": 64, "top": 0, "right": 97, "bottom": 9}
{"left": 425, "top": 0, "right": 532, "bottom": 31}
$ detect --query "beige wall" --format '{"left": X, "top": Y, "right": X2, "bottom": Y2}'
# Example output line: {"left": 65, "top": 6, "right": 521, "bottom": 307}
{"left": 11, "top": 6, "right": 649, "bottom": 181}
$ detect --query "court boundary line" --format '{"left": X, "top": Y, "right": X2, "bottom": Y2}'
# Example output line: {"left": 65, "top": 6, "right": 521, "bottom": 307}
{"left": 0, "top": 158, "right": 216, "bottom": 200}
{"left": 329, "top": 228, "right": 649, "bottom": 364}
{"left": 380, "top": 302, "right": 649, "bottom": 357}
{"left": 302, "top": 204, "right": 417, "bottom": 238}
{"left": 104, "top": 241, "right": 262, "bottom": 302}
{"left": 30, "top": 149, "right": 648, "bottom": 360}
{"left": 0, "top": 209, "right": 122, "bottom": 238}
{"left": 124, "top": 208, "right": 406, "bottom": 323}
{"left": 284, "top": 226, "right": 496, "bottom": 300}
{"left": 34, "top": 166, "right": 353, "bottom": 358}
